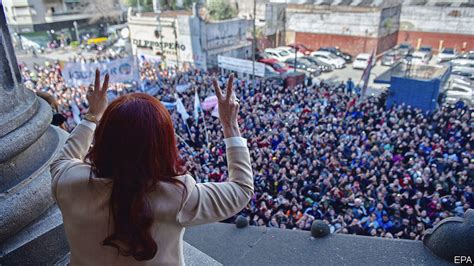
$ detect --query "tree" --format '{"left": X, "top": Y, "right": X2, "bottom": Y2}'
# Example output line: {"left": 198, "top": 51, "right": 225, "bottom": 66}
{"left": 122, "top": 0, "right": 154, "bottom": 11}
{"left": 207, "top": 0, "right": 237, "bottom": 21}
{"left": 87, "top": 0, "right": 125, "bottom": 23}
{"left": 121, "top": 0, "right": 194, "bottom": 10}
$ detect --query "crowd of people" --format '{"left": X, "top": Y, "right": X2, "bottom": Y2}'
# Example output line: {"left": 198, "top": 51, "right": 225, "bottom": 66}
{"left": 20, "top": 57, "right": 473, "bottom": 241}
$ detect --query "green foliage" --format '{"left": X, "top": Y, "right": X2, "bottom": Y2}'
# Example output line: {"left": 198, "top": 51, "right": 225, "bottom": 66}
{"left": 208, "top": 0, "right": 237, "bottom": 21}
{"left": 122, "top": 0, "right": 194, "bottom": 10}
{"left": 123, "top": 0, "right": 154, "bottom": 11}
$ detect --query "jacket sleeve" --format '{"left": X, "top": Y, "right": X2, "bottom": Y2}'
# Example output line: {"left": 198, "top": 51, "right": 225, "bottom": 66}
{"left": 50, "top": 121, "right": 95, "bottom": 201}
{"left": 177, "top": 145, "right": 254, "bottom": 227}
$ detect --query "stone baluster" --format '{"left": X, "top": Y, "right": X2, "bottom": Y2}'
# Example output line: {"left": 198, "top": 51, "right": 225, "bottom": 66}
{"left": 0, "top": 1, "right": 68, "bottom": 246}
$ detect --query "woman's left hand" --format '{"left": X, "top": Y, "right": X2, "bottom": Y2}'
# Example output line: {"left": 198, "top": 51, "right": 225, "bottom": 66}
{"left": 87, "top": 69, "right": 109, "bottom": 121}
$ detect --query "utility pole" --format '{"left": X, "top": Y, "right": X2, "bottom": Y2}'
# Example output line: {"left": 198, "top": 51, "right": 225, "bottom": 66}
{"left": 252, "top": 0, "right": 256, "bottom": 89}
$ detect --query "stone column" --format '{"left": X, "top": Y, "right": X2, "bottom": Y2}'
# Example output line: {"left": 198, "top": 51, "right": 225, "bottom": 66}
{"left": 0, "top": 2, "right": 68, "bottom": 243}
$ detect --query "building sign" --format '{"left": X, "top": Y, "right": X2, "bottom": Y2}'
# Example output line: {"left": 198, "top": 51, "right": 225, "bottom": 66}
{"left": 63, "top": 57, "right": 138, "bottom": 86}
{"left": 132, "top": 39, "right": 186, "bottom": 51}
{"left": 217, "top": 55, "right": 266, "bottom": 77}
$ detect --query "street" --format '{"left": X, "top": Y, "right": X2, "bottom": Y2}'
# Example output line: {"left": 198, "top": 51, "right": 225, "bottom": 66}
{"left": 315, "top": 63, "right": 391, "bottom": 97}
{"left": 17, "top": 48, "right": 392, "bottom": 98}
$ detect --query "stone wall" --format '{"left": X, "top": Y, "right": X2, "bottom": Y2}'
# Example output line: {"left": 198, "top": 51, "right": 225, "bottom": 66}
{"left": 400, "top": 5, "right": 474, "bottom": 35}
{"left": 398, "top": 5, "right": 474, "bottom": 51}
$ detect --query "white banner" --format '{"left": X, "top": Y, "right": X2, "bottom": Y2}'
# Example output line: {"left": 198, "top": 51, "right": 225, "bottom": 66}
{"left": 63, "top": 57, "right": 138, "bottom": 86}
{"left": 176, "top": 83, "right": 191, "bottom": 93}
{"left": 217, "top": 55, "right": 266, "bottom": 77}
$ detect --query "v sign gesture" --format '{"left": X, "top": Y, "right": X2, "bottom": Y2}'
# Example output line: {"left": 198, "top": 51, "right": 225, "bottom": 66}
{"left": 212, "top": 73, "right": 241, "bottom": 138}
{"left": 86, "top": 69, "right": 110, "bottom": 122}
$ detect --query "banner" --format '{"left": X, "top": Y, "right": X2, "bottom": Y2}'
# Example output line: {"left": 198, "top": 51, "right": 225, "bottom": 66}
{"left": 217, "top": 55, "right": 266, "bottom": 77}
{"left": 63, "top": 57, "right": 138, "bottom": 86}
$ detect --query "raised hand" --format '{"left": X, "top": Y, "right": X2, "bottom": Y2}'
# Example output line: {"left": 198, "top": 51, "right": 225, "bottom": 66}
{"left": 87, "top": 69, "right": 109, "bottom": 121}
{"left": 212, "top": 73, "right": 241, "bottom": 138}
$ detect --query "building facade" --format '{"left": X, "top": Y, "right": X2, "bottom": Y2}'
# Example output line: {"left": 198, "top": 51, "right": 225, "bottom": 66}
{"left": 128, "top": 6, "right": 252, "bottom": 70}
{"left": 398, "top": 2, "right": 474, "bottom": 52}
{"left": 255, "top": 0, "right": 474, "bottom": 55}
{"left": 2, "top": 0, "right": 123, "bottom": 46}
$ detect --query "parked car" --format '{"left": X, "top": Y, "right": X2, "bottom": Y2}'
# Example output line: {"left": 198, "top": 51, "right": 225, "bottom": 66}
{"left": 255, "top": 51, "right": 269, "bottom": 60}
{"left": 284, "top": 58, "right": 321, "bottom": 77}
{"left": 264, "top": 65, "right": 280, "bottom": 77}
{"left": 450, "top": 76, "right": 473, "bottom": 87}
{"left": 381, "top": 49, "right": 401, "bottom": 66}
{"left": 451, "top": 70, "right": 474, "bottom": 81}
{"left": 398, "top": 43, "right": 414, "bottom": 56}
{"left": 276, "top": 46, "right": 305, "bottom": 58}
{"left": 437, "top": 47, "right": 458, "bottom": 63}
{"left": 460, "top": 51, "right": 474, "bottom": 60}
{"left": 264, "top": 48, "right": 293, "bottom": 62}
{"left": 258, "top": 58, "right": 292, "bottom": 73}
{"left": 301, "top": 56, "right": 333, "bottom": 72}
{"left": 352, "top": 53, "right": 374, "bottom": 69}
{"left": 310, "top": 51, "right": 346, "bottom": 69}
{"left": 418, "top": 46, "right": 433, "bottom": 61}
{"left": 318, "top": 47, "right": 353, "bottom": 62}
{"left": 288, "top": 43, "right": 313, "bottom": 55}
{"left": 450, "top": 58, "right": 474, "bottom": 68}
{"left": 452, "top": 66, "right": 474, "bottom": 75}
{"left": 410, "top": 51, "right": 431, "bottom": 65}
{"left": 444, "top": 83, "right": 473, "bottom": 106}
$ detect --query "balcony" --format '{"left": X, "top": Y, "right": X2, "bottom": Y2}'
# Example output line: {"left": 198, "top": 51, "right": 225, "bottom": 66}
{"left": 0, "top": 208, "right": 451, "bottom": 265}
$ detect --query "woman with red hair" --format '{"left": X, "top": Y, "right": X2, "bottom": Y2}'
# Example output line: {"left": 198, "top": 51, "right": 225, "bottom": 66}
{"left": 51, "top": 70, "right": 253, "bottom": 265}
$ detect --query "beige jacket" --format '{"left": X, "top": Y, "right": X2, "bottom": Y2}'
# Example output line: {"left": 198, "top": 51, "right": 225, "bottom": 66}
{"left": 50, "top": 121, "right": 253, "bottom": 265}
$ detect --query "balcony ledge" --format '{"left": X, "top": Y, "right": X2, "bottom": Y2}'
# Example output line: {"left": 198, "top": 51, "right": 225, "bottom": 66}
{"left": 184, "top": 223, "right": 450, "bottom": 265}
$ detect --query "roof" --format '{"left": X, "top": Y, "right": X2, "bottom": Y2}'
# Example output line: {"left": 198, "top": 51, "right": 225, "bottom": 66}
{"left": 375, "top": 62, "right": 450, "bottom": 83}
{"left": 404, "top": 0, "right": 474, "bottom": 7}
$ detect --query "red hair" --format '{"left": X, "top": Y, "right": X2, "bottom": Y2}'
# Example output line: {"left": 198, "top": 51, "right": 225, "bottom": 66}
{"left": 86, "top": 93, "right": 186, "bottom": 261}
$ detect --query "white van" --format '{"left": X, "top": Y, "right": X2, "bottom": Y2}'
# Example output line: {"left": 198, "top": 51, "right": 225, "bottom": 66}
{"left": 411, "top": 52, "right": 430, "bottom": 65}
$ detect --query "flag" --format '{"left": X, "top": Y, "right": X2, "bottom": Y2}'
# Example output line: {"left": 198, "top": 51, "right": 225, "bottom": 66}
{"left": 359, "top": 51, "right": 375, "bottom": 101}
{"left": 160, "top": 101, "right": 176, "bottom": 110}
{"left": 176, "top": 83, "right": 191, "bottom": 93}
{"left": 71, "top": 101, "right": 81, "bottom": 125}
{"left": 201, "top": 95, "right": 218, "bottom": 111}
{"left": 174, "top": 94, "right": 189, "bottom": 121}
{"left": 194, "top": 90, "right": 201, "bottom": 123}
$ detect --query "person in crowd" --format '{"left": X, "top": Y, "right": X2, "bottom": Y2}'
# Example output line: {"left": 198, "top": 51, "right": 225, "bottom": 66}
{"left": 50, "top": 71, "right": 253, "bottom": 264}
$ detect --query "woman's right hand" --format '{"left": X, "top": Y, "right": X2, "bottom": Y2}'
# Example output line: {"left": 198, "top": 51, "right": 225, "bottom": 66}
{"left": 212, "top": 74, "right": 241, "bottom": 138}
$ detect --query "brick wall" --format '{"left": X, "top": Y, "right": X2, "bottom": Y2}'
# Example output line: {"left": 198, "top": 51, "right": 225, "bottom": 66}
{"left": 295, "top": 32, "right": 379, "bottom": 56}
{"left": 377, "top": 31, "right": 399, "bottom": 54}
{"left": 397, "top": 31, "right": 474, "bottom": 52}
